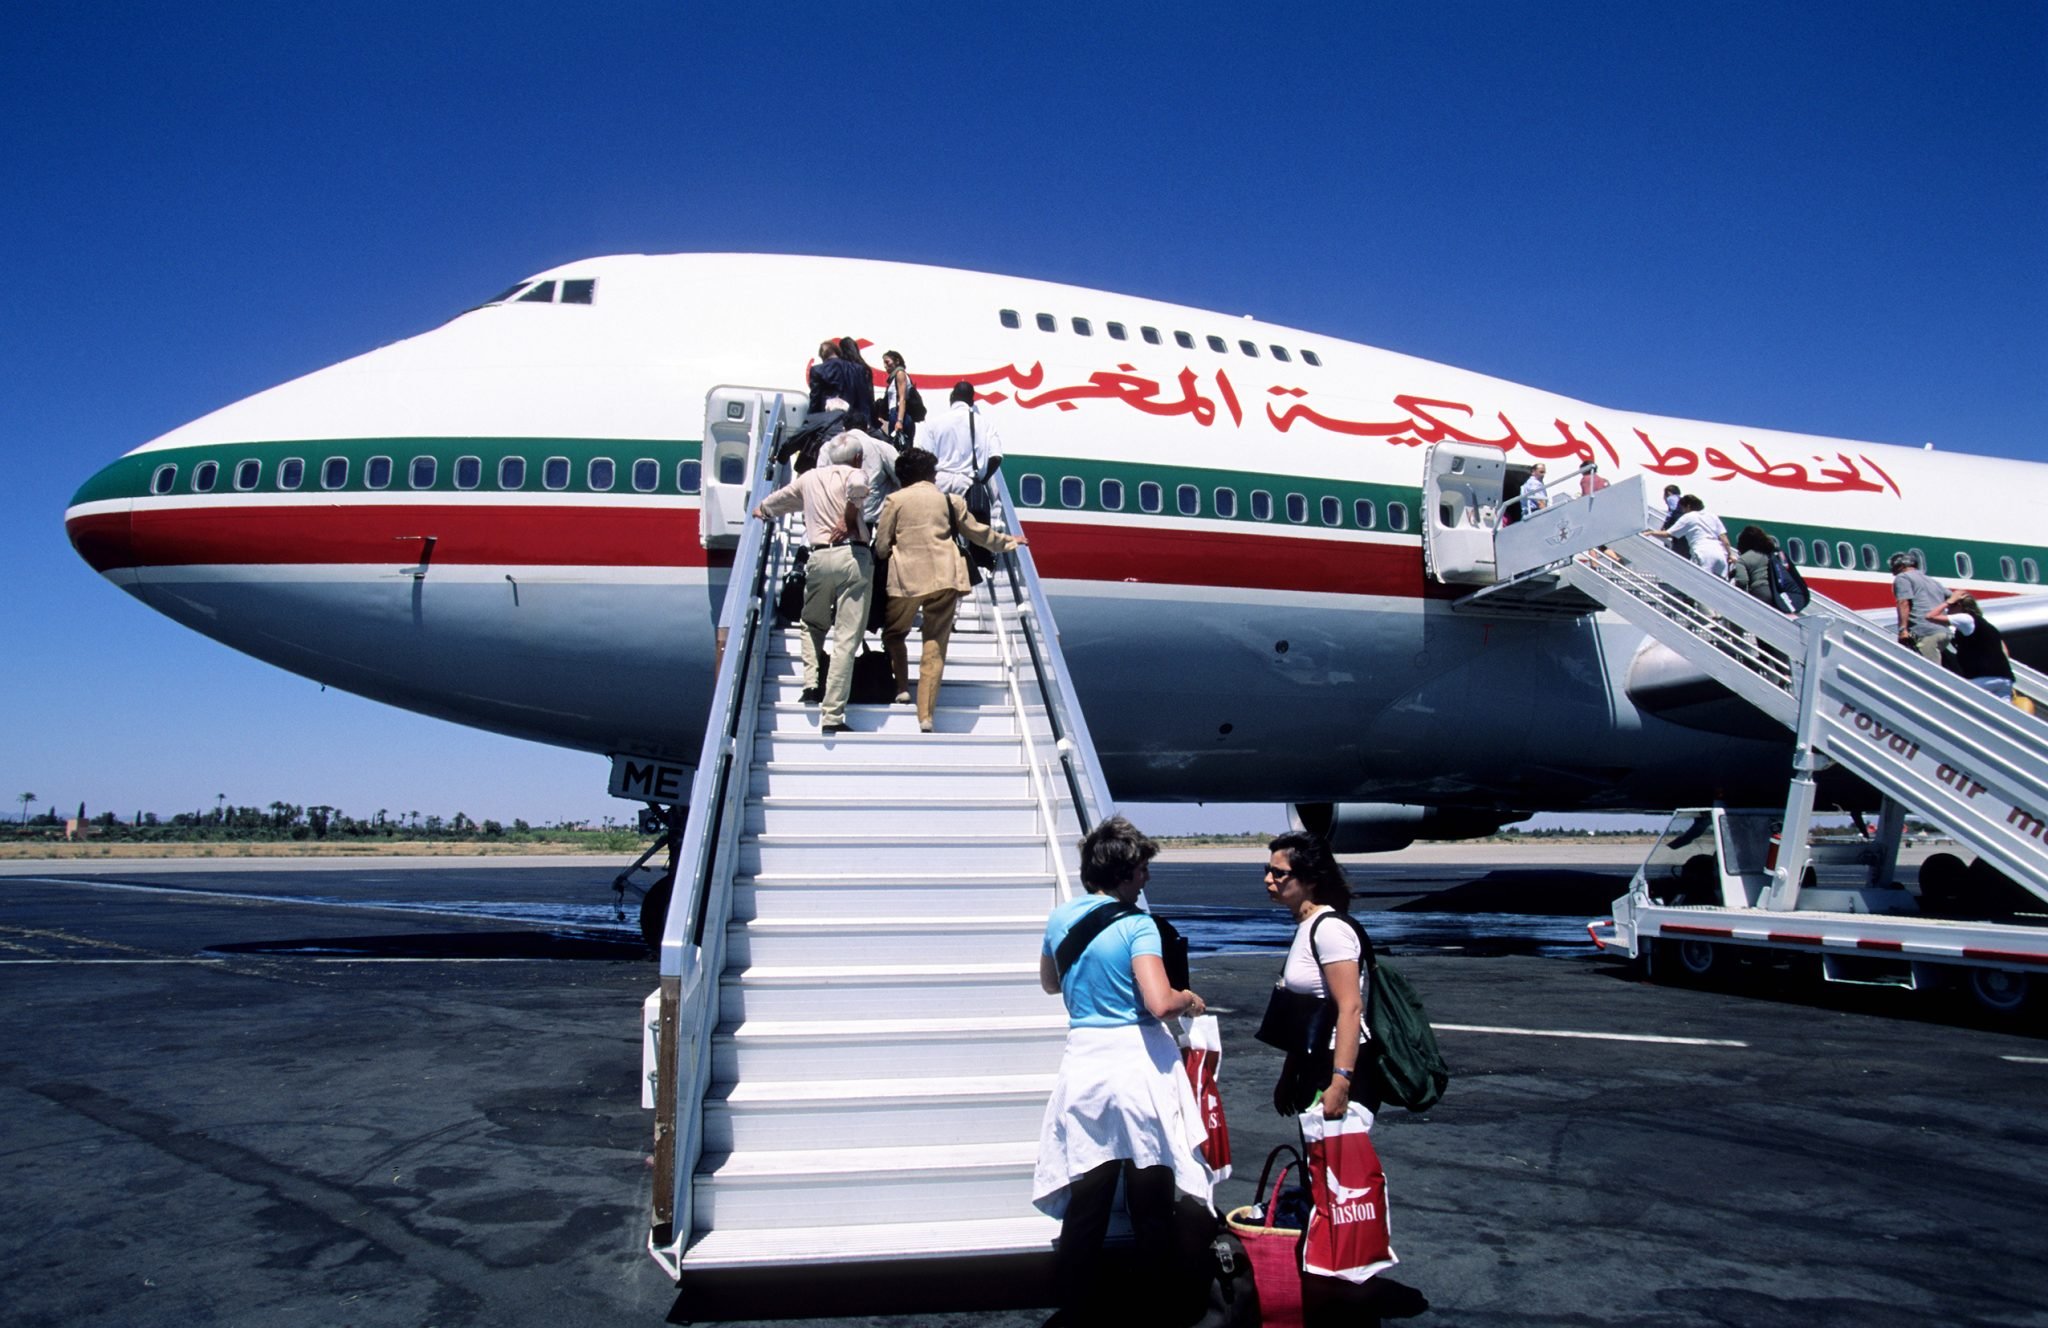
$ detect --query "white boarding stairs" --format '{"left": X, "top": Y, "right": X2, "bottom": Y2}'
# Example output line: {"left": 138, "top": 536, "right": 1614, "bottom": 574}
{"left": 1454, "top": 473, "right": 2048, "bottom": 915}
{"left": 643, "top": 393, "right": 1115, "bottom": 1278}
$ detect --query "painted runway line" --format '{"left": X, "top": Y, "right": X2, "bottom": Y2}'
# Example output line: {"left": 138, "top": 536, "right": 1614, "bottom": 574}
{"left": 1437, "top": 1023, "right": 1748, "bottom": 1047}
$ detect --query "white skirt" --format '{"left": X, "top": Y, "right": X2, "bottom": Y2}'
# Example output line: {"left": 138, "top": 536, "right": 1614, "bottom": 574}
{"left": 1031, "top": 1021, "right": 1213, "bottom": 1218}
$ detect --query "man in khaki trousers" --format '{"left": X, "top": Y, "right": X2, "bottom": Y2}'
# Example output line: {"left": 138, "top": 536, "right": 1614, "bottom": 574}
{"left": 753, "top": 436, "right": 872, "bottom": 735}
{"left": 872, "top": 449, "right": 1025, "bottom": 732}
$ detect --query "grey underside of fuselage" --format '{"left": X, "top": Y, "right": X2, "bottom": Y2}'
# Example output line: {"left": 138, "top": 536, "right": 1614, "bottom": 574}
{"left": 120, "top": 566, "right": 1794, "bottom": 812}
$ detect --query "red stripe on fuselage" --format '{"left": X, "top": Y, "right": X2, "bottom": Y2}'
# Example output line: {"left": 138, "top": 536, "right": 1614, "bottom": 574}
{"left": 1030, "top": 522, "right": 1426, "bottom": 597}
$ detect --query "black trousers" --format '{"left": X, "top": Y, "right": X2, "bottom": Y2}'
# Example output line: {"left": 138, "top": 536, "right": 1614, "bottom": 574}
{"left": 1053, "top": 1158, "right": 1177, "bottom": 1324}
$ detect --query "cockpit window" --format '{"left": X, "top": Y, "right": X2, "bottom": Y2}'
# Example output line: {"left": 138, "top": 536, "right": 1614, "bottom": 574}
{"left": 484, "top": 282, "right": 530, "bottom": 304}
{"left": 516, "top": 281, "right": 557, "bottom": 303}
{"left": 560, "top": 279, "right": 595, "bottom": 304}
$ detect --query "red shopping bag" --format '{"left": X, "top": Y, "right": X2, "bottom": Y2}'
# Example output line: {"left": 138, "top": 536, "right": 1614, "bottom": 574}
{"left": 1298, "top": 1103, "right": 1397, "bottom": 1283}
{"left": 1224, "top": 1145, "right": 1309, "bottom": 1328}
{"left": 1181, "top": 1014, "right": 1232, "bottom": 1177}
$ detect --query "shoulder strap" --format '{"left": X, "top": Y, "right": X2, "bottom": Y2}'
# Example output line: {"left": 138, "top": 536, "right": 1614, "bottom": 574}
{"left": 1308, "top": 910, "right": 1376, "bottom": 1024}
{"left": 1054, "top": 900, "right": 1141, "bottom": 979}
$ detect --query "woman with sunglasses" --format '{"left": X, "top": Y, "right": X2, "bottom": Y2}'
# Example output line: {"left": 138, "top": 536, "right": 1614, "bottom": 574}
{"left": 1263, "top": 830, "right": 1370, "bottom": 1118}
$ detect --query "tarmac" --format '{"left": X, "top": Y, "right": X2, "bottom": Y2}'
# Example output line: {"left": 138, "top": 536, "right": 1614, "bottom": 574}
{"left": 1, "top": 848, "right": 2043, "bottom": 1327}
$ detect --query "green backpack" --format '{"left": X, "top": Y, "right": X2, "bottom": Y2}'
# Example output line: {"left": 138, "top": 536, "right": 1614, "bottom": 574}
{"left": 1315, "top": 913, "right": 1449, "bottom": 1112}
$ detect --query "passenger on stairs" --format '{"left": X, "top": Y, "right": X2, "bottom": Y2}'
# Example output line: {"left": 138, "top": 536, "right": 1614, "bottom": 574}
{"left": 807, "top": 340, "right": 873, "bottom": 427}
{"left": 879, "top": 350, "right": 919, "bottom": 446}
{"left": 752, "top": 435, "right": 872, "bottom": 735}
{"left": 1034, "top": 817, "right": 1210, "bottom": 1328}
{"left": 1930, "top": 592, "right": 2017, "bottom": 701}
{"left": 1517, "top": 462, "right": 1550, "bottom": 518}
{"left": 1731, "top": 525, "right": 1780, "bottom": 605}
{"left": 1643, "top": 494, "right": 1731, "bottom": 578}
{"left": 924, "top": 381, "right": 1003, "bottom": 497}
{"left": 871, "top": 448, "right": 1025, "bottom": 733}
{"left": 1890, "top": 551, "right": 1951, "bottom": 665}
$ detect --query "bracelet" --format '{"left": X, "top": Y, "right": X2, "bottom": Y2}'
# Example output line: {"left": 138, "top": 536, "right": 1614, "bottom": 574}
{"left": 1333, "top": 1067, "right": 1354, "bottom": 1080}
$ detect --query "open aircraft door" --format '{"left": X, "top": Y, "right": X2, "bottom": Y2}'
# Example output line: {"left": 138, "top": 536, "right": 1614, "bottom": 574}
{"left": 699, "top": 387, "right": 805, "bottom": 549}
{"left": 1421, "top": 441, "right": 1508, "bottom": 585}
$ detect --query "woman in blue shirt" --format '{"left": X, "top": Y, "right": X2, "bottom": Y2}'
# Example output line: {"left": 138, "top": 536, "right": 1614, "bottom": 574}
{"left": 1033, "top": 816, "right": 1209, "bottom": 1326}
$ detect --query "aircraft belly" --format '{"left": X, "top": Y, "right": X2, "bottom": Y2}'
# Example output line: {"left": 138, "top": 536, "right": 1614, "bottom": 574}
{"left": 130, "top": 565, "right": 722, "bottom": 756}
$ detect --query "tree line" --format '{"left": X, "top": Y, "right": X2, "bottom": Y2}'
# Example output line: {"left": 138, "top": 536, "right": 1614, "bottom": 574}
{"left": 10, "top": 794, "right": 627, "bottom": 842}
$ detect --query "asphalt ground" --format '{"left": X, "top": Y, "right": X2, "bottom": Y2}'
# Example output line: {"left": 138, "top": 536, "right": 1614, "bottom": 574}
{"left": 1, "top": 854, "right": 2043, "bottom": 1327}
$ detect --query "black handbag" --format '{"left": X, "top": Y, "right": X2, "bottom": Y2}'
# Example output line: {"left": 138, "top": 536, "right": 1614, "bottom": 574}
{"left": 1254, "top": 985, "right": 1327, "bottom": 1054}
{"left": 775, "top": 548, "right": 810, "bottom": 626}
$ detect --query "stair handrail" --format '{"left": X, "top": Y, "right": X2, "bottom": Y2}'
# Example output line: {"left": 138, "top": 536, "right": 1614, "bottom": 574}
{"left": 984, "top": 470, "right": 1117, "bottom": 840}
{"left": 983, "top": 569, "right": 1082, "bottom": 904}
{"left": 650, "top": 393, "right": 790, "bottom": 1271}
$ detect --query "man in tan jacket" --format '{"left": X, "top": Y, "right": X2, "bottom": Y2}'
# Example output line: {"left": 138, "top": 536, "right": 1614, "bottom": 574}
{"left": 872, "top": 449, "right": 1027, "bottom": 732}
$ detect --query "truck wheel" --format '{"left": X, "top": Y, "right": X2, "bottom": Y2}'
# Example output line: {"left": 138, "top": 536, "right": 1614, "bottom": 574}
{"left": 639, "top": 873, "right": 675, "bottom": 951}
{"left": 1653, "top": 937, "right": 1734, "bottom": 987}
{"left": 1963, "top": 966, "right": 2036, "bottom": 1020}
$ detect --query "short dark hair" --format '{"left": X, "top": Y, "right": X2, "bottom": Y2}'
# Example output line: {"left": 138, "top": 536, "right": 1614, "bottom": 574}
{"left": 818, "top": 340, "right": 839, "bottom": 360}
{"left": 1735, "top": 524, "right": 1775, "bottom": 555}
{"left": 1890, "top": 551, "right": 1917, "bottom": 570}
{"left": 893, "top": 447, "right": 937, "bottom": 485}
{"left": 1268, "top": 830, "right": 1350, "bottom": 911}
{"left": 950, "top": 380, "right": 976, "bottom": 406}
{"left": 1080, "top": 816, "right": 1159, "bottom": 893}
{"left": 1678, "top": 493, "right": 1704, "bottom": 513}
{"left": 1663, "top": 484, "right": 1681, "bottom": 497}
{"left": 883, "top": 349, "right": 905, "bottom": 369}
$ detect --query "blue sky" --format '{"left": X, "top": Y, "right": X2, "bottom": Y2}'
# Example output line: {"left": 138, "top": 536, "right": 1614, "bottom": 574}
{"left": 3, "top": 2, "right": 2042, "bottom": 832}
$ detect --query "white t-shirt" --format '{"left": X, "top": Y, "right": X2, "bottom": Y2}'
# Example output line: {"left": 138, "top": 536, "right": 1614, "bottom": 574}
{"left": 1281, "top": 907, "right": 1364, "bottom": 997}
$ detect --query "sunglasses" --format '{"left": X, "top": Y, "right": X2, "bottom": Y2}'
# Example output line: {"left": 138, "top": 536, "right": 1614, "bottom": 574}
{"left": 1263, "top": 865, "right": 1301, "bottom": 882}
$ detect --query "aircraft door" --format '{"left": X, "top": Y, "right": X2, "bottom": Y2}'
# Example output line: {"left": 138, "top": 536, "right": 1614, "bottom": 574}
{"left": 699, "top": 387, "right": 803, "bottom": 549}
{"left": 1421, "top": 442, "right": 1507, "bottom": 585}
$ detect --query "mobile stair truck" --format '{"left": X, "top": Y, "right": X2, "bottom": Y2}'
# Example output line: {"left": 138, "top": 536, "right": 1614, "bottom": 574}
{"left": 638, "top": 389, "right": 1121, "bottom": 1284}
{"left": 1418, "top": 443, "right": 2048, "bottom": 1019}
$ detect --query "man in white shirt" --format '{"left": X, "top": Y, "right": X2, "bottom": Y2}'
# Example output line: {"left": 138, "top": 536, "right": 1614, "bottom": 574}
{"left": 1518, "top": 463, "right": 1549, "bottom": 518}
{"left": 921, "top": 381, "right": 1003, "bottom": 496}
{"left": 753, "top": 436, "right": 871, "bottom": 734}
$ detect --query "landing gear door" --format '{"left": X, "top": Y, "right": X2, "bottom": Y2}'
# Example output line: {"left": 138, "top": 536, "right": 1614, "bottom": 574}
{"left": 699, "top": 387, "right": 803, "bottom": 550}
{"left": 1421, "top": 442, "right": 1507, "bottom": 585}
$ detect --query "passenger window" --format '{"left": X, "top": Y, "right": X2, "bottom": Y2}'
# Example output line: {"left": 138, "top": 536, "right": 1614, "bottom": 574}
{"left": 1138, "top": 481, "right": 1162, "bottom": 513}
{"left": 1813, "top": 541, "right": 1832, "bottom": 568}
{"left": 193, "top": 460, "right": 218, "bottom": 493}
{"left": 1836, "top": 541, "right": 1855, "bottom": 569}
{"left": 278, "top": 458, "right": 304, "bottom": 490}
{"left": 1141, "top": 327, "right": 1161, "bottom": 345}
{"left": 717, "top": 454, "right": 744, "bottom": 486}
{"left": 1861, "top": 544, "right": 1879, "bottom": 571}
{"left": 678, "top": 460, "right": 702, "bottom": 494}
{"left": 1206, "top": 335, "right": 1227, "bottom": 353}
{"left": 2000, "top": 555, "right": 2018, "bottom": 580}
{"left": 633, "top": 459, "right": 659, "bottom": 492}
{"left": 1354, "top": 499, "right": 1376, "bottom": 529}
{"left": 1000, "top": 309, "right": 1021, "bottom": 329}
{"left": 544, "top": 456, "right": 570, "bottom": 490}
{"left": 1176, "top": 484, "right": 1199, "bottom": 516}
{"left": 1239, "top": 340, "right": 1258, "bottom": 357}
{"left": 1388, "top": 502, "right": 1409, "bottom": 532}
{"left": 1107, "top": 322, "right": 1128, "bottom": 341}
{"left": 1285, "top": 493, "right": 1307, "bottom": 523}
{"left": 234, "top": 459, "right": 262, "bottom": 491}
{"left": 1301, "top": 350, "right": 1322, "bottom": 367}
{"left": 516, "top": 281, "right": 556, "bottom": 303}
{"left": 1072, "top": 317, "right": 1092, "bottom": 336}
{"left": 1174, "top": 331, "right": 1195, "bottom": 350}
{"left": 1787, "top": 537, "right": 1806, "bottom": 563}
{"left": 454, "top": 456, "right": 481, "bottom": 490}
{"left": 366, "top": 456, "right": 392, "bottom": 489}
{"left": 498, "top": 456, "right": 525, "bottom": 489}
{"left": 1321, "top": 496, "right": 1341, "bottom": 525}
{"left": 1910, "top": 547, "right": 1926, "bottom": 571}
{"left": 151, "top": 464, "right": 178, "bottom": 495}
{"left": 409, "top": 456, "right": 436, "bottom": 489}
{"left": 1250, "top": 490, "right": 1273, "bottom": 521}
{"left": 559, "top": 279, "right": 595, "bottom": 304}
{"left": 1214, "top": 488, "right": 1237, "bottom": 518}
{"left": 322, "top": 457, "right": 349, "bottom": 490}
{"left": 1271, "top": 346, "right": 1292, "bottom": 362}
{"left": 1020, "top": 474, "right": 1045, "bottom": 506}
{"left": 589, "top": 458, "right": 615, "bottom": 491}
{"left": 2024, "top": 557, "right": 2040, "bottom": 584}
{"left": 1060, "top": 477, "right": 1084, "bottom": 508}
{"left": 1100, "top": 479, "right": 1124, "bottom": 510}
{"left": 1036, "top": 313, "right": 1056, "bottom": 332}
{"left": 1955, "top": 551, "right": 1973, "bottom": 579}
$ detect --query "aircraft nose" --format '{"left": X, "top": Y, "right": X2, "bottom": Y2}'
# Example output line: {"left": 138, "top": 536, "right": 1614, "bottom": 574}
{"left": 65, "top": 460, "right": 139, "bottom": 575}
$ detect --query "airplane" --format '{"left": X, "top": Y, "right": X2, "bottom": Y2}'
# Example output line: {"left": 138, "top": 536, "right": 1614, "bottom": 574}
{"left": 64, "top": 253, "right": 2048, "bottom": 919}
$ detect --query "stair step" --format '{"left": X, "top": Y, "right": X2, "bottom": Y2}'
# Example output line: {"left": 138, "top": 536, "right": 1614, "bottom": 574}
{"left": 745, "top": 797, "right": 1044, "bottom": 836}
{"left": 763, "top": 656, "right": 1015, "bottom": 685}
{"left": 733, "top": 874, "right": 1058, "bottom": 920}
{"left": 752, "top": 732, "right": 1026, "bottom": 765}
{"left": 724, "top": 915, "right": 1044, "bottom": 965}
{"left": 757, "top": 703, "right": 1024, "bottom": 736}
{"left": 761, "top": 678, "right": 1016, "bottom": 707}
{"left": 693, "top": 1140, "right": 1040, "bottom": 1228}
{"left": 703, "top": 1073, "right": 1055, "bottom": 1151}
{"left": 749, "top": 762, "right": 1035, "bottom": 798}
{"left": 680, "top": 1213, "right": 1058, "bottom": 1267}
{"left": 739, "top": 833, "right": 1050, "bottom": 875}
{"left": 720, "top": 962, "right": 1049, "bottom": 1021}
{"left": 713, "top": 1014, "right": 1068, "bottom": 1078}
{"left": 769, "top": 638, "right": 1006, "bottom": 665}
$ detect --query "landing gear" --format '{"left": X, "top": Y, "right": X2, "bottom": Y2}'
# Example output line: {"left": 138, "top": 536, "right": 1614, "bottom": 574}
{"left": 611, "top": 802, "right": 684, "bottom": 953}
{"left": 639, "top": 871, "right": 675, "bottom": 950}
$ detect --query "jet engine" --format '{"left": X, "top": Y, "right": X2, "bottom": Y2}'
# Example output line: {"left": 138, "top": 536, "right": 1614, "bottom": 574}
{"left": 1290, "top": 802, "right": 1522, "bottom": 854}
